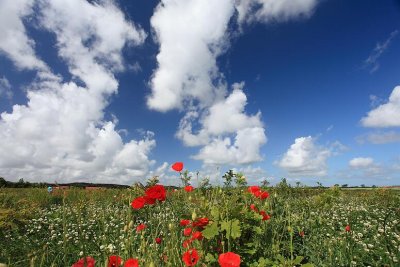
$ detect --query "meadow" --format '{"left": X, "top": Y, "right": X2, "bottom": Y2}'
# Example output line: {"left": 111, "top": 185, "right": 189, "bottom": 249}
{"left": 0, "top": 176, "right": 399, "bottom": 267}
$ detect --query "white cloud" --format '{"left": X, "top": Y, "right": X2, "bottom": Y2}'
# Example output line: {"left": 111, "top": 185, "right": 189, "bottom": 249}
{"left": 0, "top": 76, "right": 13, "bottom": 100}
{"left": 148, "top": 0, "right": 320, "bottom": 167}
{"left": 192, "top": 126, "right": 266, "bottom": 165}
{"left": 277, "top": 136, "right": 331, "bottom": 176}
{"left": 178, "top": 84, "right": 267, "bottom": 165}
{"left": 364, "top": 30, "right": 398, "bottom": 73}
{"left": 357, "top": 131, "right": 400, "bottom": 144}
{"left": 236, "top": 0, "right": 318, "bottom": 25}
{"left": 0, "top": 0, "right": 155, "bottom": 184}
{"left": 147, "top": 0, "right": 234, "bottom": 112}
{"left": 349, "top": 157, "right": 374, "bottom": 168}
{"left": 0, "top": 0, "right": 48, "bottom": 71}
{"left": 361, "top": 86, "right": 400, "bottom": 127}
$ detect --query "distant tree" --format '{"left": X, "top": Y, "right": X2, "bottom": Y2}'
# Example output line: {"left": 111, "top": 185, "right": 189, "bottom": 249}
{"left": 295, "top": 181, "right": 301, "bottom": 188}
{"left": 361, "top": 184, "right": 366, "bottom": 188}
{"left": 0, "top": 177, "right": 6, "bottom": 188}
{"left": 334, "top": 184, "right": 340, "bottom": 187}
{"left": 341, "top": 184, "right": 348, "bottom": 188}
{"left": 372, "top": 185, "right": 377, "bottom": 188}
{"left": 316, "top": 182, "right": 323, "bottom": 188}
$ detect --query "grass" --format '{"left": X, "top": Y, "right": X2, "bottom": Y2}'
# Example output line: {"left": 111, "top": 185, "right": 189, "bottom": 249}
{"left": 0, "top": 185, "right": 399, "bottom": 266}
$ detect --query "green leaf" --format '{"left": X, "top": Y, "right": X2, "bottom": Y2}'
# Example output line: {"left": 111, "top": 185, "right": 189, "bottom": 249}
{"left": 205, "top": 253, "right": 216, "bottom": 263}
{"left": 301, "top": 263, "right": 314, "bottom": 267}
{"left": 211, "top": 206, "right": 220, "bottom": 220}
{"left": 293, "top": 256, "right": 304, "bottom": 265}
{"left": 202, "top": 221, "right": 219, "bottom": 239}
{"left": 220, "top": 219, "right": 241, "bottom": 239}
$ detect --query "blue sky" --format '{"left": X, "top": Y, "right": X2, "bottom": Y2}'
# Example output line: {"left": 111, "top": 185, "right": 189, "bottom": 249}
{"left": 0, "top": 0, "right": 399, "bottom": 186}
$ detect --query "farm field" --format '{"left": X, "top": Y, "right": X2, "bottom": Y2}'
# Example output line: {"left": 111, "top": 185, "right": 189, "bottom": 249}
{"left": 0, "top": 184, "right": 399, "bottom": 267}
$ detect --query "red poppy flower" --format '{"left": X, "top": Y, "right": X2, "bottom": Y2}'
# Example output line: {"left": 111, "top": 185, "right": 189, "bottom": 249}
{"left": 218, "top": 252, "right": 241, "bottom": 267}
{"left": 184, "top": 227, "right": 192, "bottom": 236}
{"left": 172, "top": 162, "right": 184, "bottom": 172}
{"left": 155, "top": 237, "right": 162, "bottom": 244}
{"left": 136, "top": 223, "right": 146, "bottom": 232}
{"left": 259, "top": 211, "right": 271, "bottom": 221}
{"left": 249, "top": 204, "right": 258, "bottom": 212}
{"left": 144, "top": 196, "right": 156, "bottom": 205}
{"left": 145, "top": 184, "right": 166, "bottom": 202}
{"left": 184, "top": 185, "right": 194, "bottom": 192}
{"left": 258, "top": 191, "right": 270, "bottom": 199}
{"left": 180, "top": 219, "right": 191, "bottom": 226}
{"left": 124, "top": 258, "right": 139, "bottom": 267}
{"left": 182, "top": 239, "right": 192, "bottom": 248}
{"left": 191, "top": 231, "right": 203, "bottom": 240}
{"left": 131, "top": 196, "right": 146, "bottom": 210}
{"left": 108, "top": 255, "right": 122, "bottom": 267}
{"left": 182, "top": 248, "right": 199, "bottom": 266}
{"left": 247, "top": 186, "right": 260, "bottom": 194}
{"left": 192, "top": 217, "right": 209, "bottom": 229}
{"left": 345, "top": 225, "right": 351, "bottom": 232}
{"left": 72, "top": 256, "right": 96, "bottom": 267}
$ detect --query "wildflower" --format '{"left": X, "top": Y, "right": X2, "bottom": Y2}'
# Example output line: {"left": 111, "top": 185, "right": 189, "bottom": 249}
{"left": 218, "top": 252, "right": 241, "bottom": 267}
{"left": 259, "top": 211, "right": 271, "bottom": 221}
{"left": 172, "top": 162, "right": 184, "bottom": 172}
{"left": 131, "top": 197, "right": 146, "bottom": 210}
{"left": 247, "top": 186, "right": 260, "bottom": 194}
{"left": 191, "top": 231, "right": 203, "bottom": 240}
{"left": 182, "top": 239, "right": 192, "bottom": 248}
{"left": 124, "top": 258, "right": 139, "bottom": 267}
{"left": 155, "top": 237, "right": 162, "bottom": 244}
{"left": 192, "top": 217, "right": 209, "bottom": 229}
{"left": 184, "top": 228, "right": 192, "bottom": 236}
{"left": 145, "top": 184, "right": 166, "bottom": 203}
{"left": 136, "top": 224, "right": 146, "bottom": 232}
{"left": 184, "top": 185, "right": 194, "bottom": 192}
{"left": 345, "top": 225, "right": 351, "bottom": 232}
{"left": 299, "top": 231, "right": 305, "bottom": 237}
{"left": 72, "top": 256, "right": 96, "bottom": 267}
{"left": 108, "top": 255, "right": 122, "bottom": 267}
{"left": 182, "top": 248, "right": 199, "bottom": 266}
{"left": 180, "top": 219, "right": 191, "bottom": 226}
{"left": 249, "top": 204, "right": 258, "bottom": 212}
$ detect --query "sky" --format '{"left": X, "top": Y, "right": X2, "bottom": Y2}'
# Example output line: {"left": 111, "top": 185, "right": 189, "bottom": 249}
{"left": 0, "top": 0, "right": 400, "bottom": 186}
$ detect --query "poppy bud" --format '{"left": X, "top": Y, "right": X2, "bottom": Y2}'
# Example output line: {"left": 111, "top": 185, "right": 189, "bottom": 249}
{"left": 191, "top": 211, "right": 197, "bottom": 221}
{"left": 168, "top": 223, "right": 173, "bottom": 230}
{"left": 149, "top": 262, "right": 155, "bottom": 267}
{"left": 128, "top": 221, "right": 134, "bottom": 229}
{"left": 188, "top": 196, "right": 192, "bottom": 201}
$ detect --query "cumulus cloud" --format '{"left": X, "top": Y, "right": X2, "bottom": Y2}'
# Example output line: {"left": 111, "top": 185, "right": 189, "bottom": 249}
{"left": 0, "top": 0, "right": 155, "bottom": 184}
{"left": 349, "top": 157, "right": 374, "bottom": 168}
{"left": 148, "top": 0, "right": 319, "bottom": 166}
{"left": 178, "top": 83, "right": 266, "bottom": 165}
{"left": 363, "top": 30, "right": 398, "bottom": 73}
{"left": 0, "top": 76, "right": 13, "bottom": 100}
{"left": 0, "top": 0, "right": 48, "bottom": 71}
{"left": 236, "top": 0, "right": 319, "bottom": 25}
{"left": 277, "top": 136, "right": 331, "bottom": 176}
{"left": 357, "top": 131, "right": 400, "bottom": 144}
{"left": 361, "top": 86, "right": 400, "bottom": 127}
{"left": 344, "top": 157, "right": 386, "bottom": 179}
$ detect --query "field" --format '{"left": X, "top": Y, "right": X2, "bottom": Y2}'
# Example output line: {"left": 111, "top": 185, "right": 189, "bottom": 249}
{"left": 0, "top": 184, "right": 399, "bottom": 267}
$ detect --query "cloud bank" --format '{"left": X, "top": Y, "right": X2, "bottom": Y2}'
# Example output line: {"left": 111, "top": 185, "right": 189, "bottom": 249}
{"left": 0, "top": 0, "right": 155, "bottom": 184}
{"left": 148, "top": 0, "right": 319, "bottom": 167}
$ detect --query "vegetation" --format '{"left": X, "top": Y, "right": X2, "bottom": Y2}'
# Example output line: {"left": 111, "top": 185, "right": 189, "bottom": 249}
{"left": 0, "top": 175, "right": 399, "bottom": 266}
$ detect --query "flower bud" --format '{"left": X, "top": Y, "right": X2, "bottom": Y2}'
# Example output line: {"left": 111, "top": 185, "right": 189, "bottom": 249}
{"left": 128, "top": 220, "right": 134, "bottom": 229}
{"left": 191, "top": 211, "right": 197, "bottom": 221}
